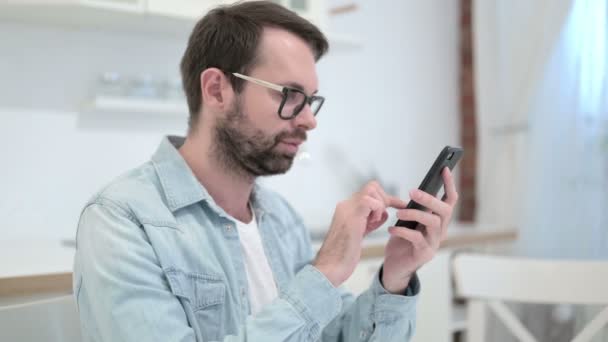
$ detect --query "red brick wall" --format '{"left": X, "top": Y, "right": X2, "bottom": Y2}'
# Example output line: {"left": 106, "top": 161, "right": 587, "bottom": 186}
{"left": 458, "top": 0, "right": 477, "bottom": 221}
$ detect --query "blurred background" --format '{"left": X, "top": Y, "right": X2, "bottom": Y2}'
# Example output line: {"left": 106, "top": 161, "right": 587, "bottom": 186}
{"left": 0, "top": 0, "right": 606, "bottom": 341}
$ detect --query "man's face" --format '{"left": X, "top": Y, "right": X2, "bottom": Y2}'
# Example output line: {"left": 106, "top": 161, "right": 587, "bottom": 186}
{"left": 213, "top": 27, "right": 319, "bottom": 177}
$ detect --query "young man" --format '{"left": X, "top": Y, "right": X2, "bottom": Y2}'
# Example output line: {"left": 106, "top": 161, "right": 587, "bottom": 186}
{"left": 73, "top": 1, "right": 459, "bottom": 341}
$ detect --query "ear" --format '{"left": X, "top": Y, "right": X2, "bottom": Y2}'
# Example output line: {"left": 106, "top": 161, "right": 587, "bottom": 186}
{"left": 199, "top": 68, "right": 235, "bottom": 112}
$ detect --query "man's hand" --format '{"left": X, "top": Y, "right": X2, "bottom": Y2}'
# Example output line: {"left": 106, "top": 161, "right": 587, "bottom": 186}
{"left": 382, "top": 167, "right": 459, "bottom": 294}
{"left": 314, "top": 181, "right": 408, "bottom": 287}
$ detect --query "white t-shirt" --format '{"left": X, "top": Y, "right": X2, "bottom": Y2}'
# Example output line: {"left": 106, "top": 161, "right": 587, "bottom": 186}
{"left": 233, "top": 209, "right": 279, "bottom": 316}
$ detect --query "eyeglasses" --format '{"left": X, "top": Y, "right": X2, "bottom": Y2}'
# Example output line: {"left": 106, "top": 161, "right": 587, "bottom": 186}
{"left": 232, "top": 72, "right": 325, "bottom": 120}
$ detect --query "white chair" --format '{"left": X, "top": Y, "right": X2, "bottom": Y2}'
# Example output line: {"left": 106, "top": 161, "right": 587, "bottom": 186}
{"left": 0, "top": 295, "right": 81, "bottom": 342}
{"left": 453, "top": 254, "right": 608, "bottom": 342}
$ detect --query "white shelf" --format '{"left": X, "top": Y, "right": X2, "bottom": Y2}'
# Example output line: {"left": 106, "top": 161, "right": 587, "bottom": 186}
{"left": 0, "top": 3, "right": 193, "bottom": 36}
{"left": 86, "top": 96, "right": 188, "bottom": 116}
{"left": 0, "top": 2, "right": 361, "bottom": 50}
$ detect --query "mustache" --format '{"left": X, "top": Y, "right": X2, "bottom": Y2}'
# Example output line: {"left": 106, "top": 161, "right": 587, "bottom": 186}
{"left": 274, "top": 129, "right": 307, "bottom": 144}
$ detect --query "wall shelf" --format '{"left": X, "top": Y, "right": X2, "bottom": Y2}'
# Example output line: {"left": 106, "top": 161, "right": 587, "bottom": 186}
{"left": 0, "top": 1, "right": 361, "bottom": 50}
{"left": 85, "top": 95, "right": 188, "bottom": 116}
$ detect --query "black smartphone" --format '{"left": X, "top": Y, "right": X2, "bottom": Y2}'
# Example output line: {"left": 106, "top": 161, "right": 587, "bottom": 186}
{"left": 395, "top": 146, "right": 463, "bottom": 229}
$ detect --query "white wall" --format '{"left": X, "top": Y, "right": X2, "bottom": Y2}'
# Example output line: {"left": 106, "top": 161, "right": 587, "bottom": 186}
{"left": 0, "top": 0, "right": 459, "bottom": 240}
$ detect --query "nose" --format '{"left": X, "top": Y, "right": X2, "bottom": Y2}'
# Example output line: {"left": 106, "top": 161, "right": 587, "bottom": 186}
{"left": 292, "top": 103, "right": 317, "bottom": 131}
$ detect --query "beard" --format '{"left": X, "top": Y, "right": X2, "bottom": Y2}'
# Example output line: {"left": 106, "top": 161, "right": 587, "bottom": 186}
{"left": 213, "top": 99, "right": 307, "bottom": 177}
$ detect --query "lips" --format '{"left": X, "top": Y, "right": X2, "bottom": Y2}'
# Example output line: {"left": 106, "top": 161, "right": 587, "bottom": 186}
{"left": 280, "top": 139, "right": 304, "bottom": 147}
{"left": 277, "top": 139, "right": 303, "bottom": 155}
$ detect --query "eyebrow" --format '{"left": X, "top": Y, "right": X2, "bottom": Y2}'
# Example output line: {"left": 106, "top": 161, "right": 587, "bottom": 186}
{"left": 283, "top": 82, "right": 319, "bottom": 95}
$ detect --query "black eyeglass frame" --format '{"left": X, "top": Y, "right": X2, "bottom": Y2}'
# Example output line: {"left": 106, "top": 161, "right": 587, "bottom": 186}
{"left": 232, "top": 72, "right": 325, "bottom": 120}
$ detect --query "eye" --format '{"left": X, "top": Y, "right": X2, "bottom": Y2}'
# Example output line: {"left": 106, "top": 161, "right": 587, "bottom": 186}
{"left": 285, "top": 89, "right": 304, "bottom": 104}
{"left": 286, "top": 90, "right": 298, "bottom": 101}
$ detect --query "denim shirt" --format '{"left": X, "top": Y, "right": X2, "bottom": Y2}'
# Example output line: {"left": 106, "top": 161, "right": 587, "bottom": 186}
{"left": 73, "top": 136, "right": 420, "bottom": 342}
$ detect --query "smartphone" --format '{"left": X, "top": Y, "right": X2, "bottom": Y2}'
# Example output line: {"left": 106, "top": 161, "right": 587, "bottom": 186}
{"left": 395, "top": 146, "right": 463, "bottom": 229}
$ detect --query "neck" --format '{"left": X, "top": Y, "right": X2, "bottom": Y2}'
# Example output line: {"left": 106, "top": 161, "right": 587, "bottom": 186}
{"left": 179, "top": 132, "right": 254, "bottom": 222}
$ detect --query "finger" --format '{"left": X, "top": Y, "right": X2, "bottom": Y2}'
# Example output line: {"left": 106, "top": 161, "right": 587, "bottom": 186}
{"left": 387, "top": 226, "right": 429, "bottom": 250}
{"left": 362, "top": 182, "right": 386, "bottom": 205}
{"left": 440, "top": 219, "right": 450, "bottom": 240}
{"left": 362, "top": 194, "right": 385, "bottom": 223}
{"left": 396, "top": 209, "right": 441, "bottom": 230}
{"left": 396, "top": 209, "right": 442, "bottom": 247}
{"left": 366, "top": 211, "right": 389, "bottom": 235}
{"left": 369, "top": 187, "right": 386, "bottom": 204}
{"left": 387, "top": 195, "right": 409, "bottom": 209}
{"left": 367, "top": 189, "right": 387, "bottom": 223}
{"left": 409, "top": 188, "right": 451, "bottom": 218}
{"left": 442, "top": 167, "right": 459, "bottom": 206}
{"left": 369, "top": 208, "right": 388, "bottom": 226}
{"left": 368, "top": 181, "right": 408, "bottom": 209}
{"left": 375, "top": 185, "right": 408, "bottom": 208}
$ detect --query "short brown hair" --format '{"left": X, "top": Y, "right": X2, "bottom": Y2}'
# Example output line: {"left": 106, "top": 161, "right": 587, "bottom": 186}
{"left": 180, "top": 0, "right": 329, "bottom": 129}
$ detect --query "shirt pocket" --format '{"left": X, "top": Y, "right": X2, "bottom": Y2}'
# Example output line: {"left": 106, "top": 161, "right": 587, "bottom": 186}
{"left": 165, "top": 268, "right": 226, "bottom": 341}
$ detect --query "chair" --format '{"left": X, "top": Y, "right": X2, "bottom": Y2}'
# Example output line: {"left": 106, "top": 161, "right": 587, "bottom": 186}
{"left": 0, "top": 295, "right": 81, "bottom": 342}
{"left": 452, "top": 254, "right": 608, "bottom": 342}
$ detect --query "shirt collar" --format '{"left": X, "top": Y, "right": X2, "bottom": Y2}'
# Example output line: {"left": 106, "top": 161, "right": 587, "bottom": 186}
{"left": 151, "top": 135, "right": 211, "bottom": 212}
{"left": 151, "top": 135, "right": 271, "bottom": 216}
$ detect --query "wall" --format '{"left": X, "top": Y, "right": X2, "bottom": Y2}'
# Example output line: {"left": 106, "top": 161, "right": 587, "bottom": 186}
{"left": 0, "top": 0, "right": 459, "bottom": 240}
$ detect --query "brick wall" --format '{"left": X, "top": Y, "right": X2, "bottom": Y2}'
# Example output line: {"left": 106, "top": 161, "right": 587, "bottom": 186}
{"left": 458, "top": 0, "right": 477, "bottom": 221}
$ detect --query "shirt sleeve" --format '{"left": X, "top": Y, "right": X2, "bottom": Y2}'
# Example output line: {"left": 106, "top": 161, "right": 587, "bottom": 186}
{"left": 281, "top": 195, "right": 420, "bottom": 342}
{"left": 318, "top": 265, "right": 420, "bottom": 342}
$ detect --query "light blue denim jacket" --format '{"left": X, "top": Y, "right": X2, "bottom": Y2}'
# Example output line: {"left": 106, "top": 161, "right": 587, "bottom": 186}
{"left": 73, "top": 136, "right": 420, "bottom": 342}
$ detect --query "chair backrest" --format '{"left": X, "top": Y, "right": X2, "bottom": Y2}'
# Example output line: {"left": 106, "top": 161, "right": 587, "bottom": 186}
{"left": 0, "top": 295, "right": 81, "bottom": 342}
{"left": 453, "top": 254, "right": 608, "bottom": 342}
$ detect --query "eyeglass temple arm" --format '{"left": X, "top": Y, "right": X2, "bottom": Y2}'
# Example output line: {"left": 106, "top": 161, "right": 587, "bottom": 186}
{"left": 232, "top": 73, "right": 284, "bottom": 92}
